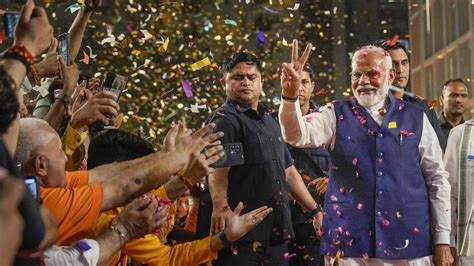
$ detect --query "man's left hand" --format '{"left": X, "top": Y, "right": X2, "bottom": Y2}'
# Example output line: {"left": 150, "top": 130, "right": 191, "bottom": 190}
{"left": 312, "top": 211, "right": 323, "bottom": 238}
{"left": 225, "top": 202, "right": 273, "bottom": 243}
{"left": 433, "top": 244, "right": 454, "bottom": 266}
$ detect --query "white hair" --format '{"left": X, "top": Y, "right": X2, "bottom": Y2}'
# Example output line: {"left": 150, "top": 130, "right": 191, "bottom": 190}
{"left": 351, "top": 45, "right": 392, "bottom": 71}
{"left": 14, "top": 118, "right": 55, "bottom": 164}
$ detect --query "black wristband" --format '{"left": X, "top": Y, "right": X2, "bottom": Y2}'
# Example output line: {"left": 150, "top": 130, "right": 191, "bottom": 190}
{"left": 55, "top": 93, "right": 71, "bottom": 108}
{"left": 281, "top": 94, "right": 298, "bottom": 102}
{"left": 218, "top": 230, "right": 232, "bottom": 247}
{"left": 310, "top": 205, "right": 322, "bottom": 217}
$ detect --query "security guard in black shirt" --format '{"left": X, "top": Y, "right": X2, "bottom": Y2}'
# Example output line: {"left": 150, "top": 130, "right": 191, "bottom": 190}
{"left": 202, "top": 51, "right": 322, "bottom": 266}
{"left": 272, "top": 64, "right": 328, "bottom": 266}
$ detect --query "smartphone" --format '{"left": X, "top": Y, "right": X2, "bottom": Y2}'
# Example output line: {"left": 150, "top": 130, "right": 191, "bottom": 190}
{"left": 100, "top": 72, "right": 127, "bottom": 102}
{"left": 3, "top": 12, "right": 20, "bottom": 39}
{"left": 24, "top": 176, "right": 40, "bottom": 202}
{"left": 57, "top": 33, "right": 71, "bottom": 66}
{"left": 210, "top": 142, "right": 245, "bottom": 168}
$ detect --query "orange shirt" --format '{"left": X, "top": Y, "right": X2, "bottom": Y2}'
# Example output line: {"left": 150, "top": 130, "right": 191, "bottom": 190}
{"left": 40, "top": 171, "right": 103, "bottom": 246}
{"left": 184, "top": 200, "right": 199, "bottom": 233}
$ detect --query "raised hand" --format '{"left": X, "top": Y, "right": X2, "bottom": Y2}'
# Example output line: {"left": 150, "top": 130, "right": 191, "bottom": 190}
{"left": 83, "top": 0, "right": 102, "bottom": 13}
{"left": 86, "top": 78, "right": 101, "bottom": 92}
{"left": 34, "top": 38, "right": 59, "bottom": 79}
{"left": 173, "top": 123, "right": 225, "bottom": 178}
{"left": 70, "top": 91, "right": 119, "bottom": 132}
{"left": 225, "top": 202, "right": 273, "bottom": 243}
{"left": 14, "top": 0, "right": 54, "bottom": 57}
{"left": 162, "top": 123, "right": 192, "bottom": 152}
{"left": 58, "top": 57, "right": 80, "bottom": 96}
{"left": 280, "top": 40, "right": 312, "bottom": 98}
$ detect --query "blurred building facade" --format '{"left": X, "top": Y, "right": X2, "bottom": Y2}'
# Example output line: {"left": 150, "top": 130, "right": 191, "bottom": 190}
{"left": 408, "top": 0, "right": 473, "bottom": 117}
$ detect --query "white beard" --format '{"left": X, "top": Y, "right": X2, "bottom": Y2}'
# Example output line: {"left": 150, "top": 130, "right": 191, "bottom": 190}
{"left": 353, "top": 81, "right": 389, "bottom": 109}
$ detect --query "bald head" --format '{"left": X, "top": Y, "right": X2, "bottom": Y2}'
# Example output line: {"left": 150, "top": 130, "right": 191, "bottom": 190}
{"left": 14, "top": 118, "right": 57, "bottom": 165}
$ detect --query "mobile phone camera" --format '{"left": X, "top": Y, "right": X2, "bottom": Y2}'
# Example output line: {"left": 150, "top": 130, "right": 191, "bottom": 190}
{"left": 229, "top": 144, "right": 241, "bottom": 154}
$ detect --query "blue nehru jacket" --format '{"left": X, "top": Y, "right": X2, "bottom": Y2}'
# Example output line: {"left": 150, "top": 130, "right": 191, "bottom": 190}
{"left": 320, "top": 94, "right": 432, "bottom": 259}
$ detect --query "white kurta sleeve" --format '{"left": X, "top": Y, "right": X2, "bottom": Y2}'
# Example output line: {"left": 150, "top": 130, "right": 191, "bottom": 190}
{"left": 443, "top": 125, "right": 464, "bottom": 247}
{"left": 278, "top": 98, "right": 336, "bottom": 148}
{"left": 43, "top": 239, "right": 100, "bottom": 266}
{"left": 419, "top": 113, "right": 451, "bottom": 245}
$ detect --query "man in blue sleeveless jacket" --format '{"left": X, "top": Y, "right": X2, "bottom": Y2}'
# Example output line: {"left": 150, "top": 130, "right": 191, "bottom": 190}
{"left": 278, "top": 40, "right": 453, "bottom": 265}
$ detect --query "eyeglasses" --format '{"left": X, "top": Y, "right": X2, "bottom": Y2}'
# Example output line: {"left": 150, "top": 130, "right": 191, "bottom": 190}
{"left": 350, "top": 70, "right": 382, "bottom": 81}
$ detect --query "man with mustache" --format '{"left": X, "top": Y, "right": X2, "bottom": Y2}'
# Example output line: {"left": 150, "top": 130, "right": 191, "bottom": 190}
{"left": 205, "top": 51, "right": 322, "bottom": 265}
{"left": 380, "top": 40, "right": 447, "bottom": 152}
{"left": 438, "top": 78, "right": 469, "bottom": 141}
{"left": 279, "top": 41, "right": 453, "bottom": 265}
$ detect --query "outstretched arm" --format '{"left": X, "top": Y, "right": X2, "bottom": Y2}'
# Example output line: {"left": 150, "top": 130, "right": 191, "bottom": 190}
{"left": 279, "top": 40, "right": 335, "bottom": 148}
{"left": 88, "top": 124, "right": 224, "bottom": 212}
{"left": 68, "top": 0, "right": 101, "bottom": 62}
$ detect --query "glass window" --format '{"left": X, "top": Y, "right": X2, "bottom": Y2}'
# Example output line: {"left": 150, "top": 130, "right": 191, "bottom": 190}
{"left": 433, "top": 0, "right": 444, "bottom": 52}
{"left": 424, "top": 11, "right": 434, "bottom": 58}
{"left": 446, "top": 0, "right": 457, "bottom": 44}
{"left": 458, "top": 0, "right": 469, "bottom": 35}
{"left": 411, "top": 15, "right": 421, "bottom": 66}
{"left": 425, "top": 65, "right": 434, "bottom": 99}
{"left": 458, "top": 42, "right": 471, "bottom": 84}
{"left": 434, "top": 58, "right": 446, "bottom": 96}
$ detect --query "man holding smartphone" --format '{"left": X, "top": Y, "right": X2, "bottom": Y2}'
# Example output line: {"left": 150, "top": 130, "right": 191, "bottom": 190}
{"left": 204, "top": 51, "right": 322, "bottom": 265}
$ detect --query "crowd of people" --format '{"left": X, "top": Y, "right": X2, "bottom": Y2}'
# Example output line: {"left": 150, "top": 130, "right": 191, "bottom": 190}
{"left": 0, "top": 0, "right": 472, "bottom": 266}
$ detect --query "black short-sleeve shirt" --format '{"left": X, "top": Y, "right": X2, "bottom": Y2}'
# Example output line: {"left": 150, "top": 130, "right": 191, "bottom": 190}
{"left": 209, "top": 99, "right": 294, "bottom": 241}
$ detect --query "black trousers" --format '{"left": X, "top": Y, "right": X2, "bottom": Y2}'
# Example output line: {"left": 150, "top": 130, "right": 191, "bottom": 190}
{"left": 213, "top": 240, "right": 289, "bottom": 266}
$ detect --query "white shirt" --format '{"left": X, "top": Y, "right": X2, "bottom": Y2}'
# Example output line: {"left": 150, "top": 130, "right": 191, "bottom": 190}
{"left": 43, "top": 239, "right": 100, "bottom": 266}
{"left": 444, "top": 119, "right": 474, "bottom": 257}
{"left": 278, "top": 98, "right": 451, "bottom": 246}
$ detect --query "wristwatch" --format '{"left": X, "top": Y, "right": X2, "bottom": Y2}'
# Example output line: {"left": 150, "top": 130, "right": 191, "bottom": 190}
{"left": 310, "top": 205, "right": 323, "bottom": 217}
{"left": 55, "top": 93, "right": 71, "bottom": 108}
{"left": 218, "top": 230, "right": 232, "bottom": 247}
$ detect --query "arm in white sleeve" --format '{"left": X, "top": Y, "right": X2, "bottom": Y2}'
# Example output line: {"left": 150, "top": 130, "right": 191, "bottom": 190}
{"left": 278, "top": 98, "right": 336, "bottom": 148}
{"left": 43, "top": 239, "right": 100, "bottom": 266}
{"left": 419, "top": 113, "right": 451, "bottom": 245}
{"left": 443, "top": 126, "right": 463, "bottom": 247}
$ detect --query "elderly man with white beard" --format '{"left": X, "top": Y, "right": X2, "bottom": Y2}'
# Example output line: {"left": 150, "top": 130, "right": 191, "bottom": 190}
{"left": 278, "top": 41, "right": 453, "bottom": 266}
